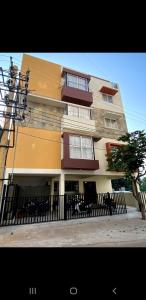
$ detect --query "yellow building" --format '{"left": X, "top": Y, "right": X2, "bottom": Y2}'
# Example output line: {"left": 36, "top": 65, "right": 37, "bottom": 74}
{"left": 5, "top": 54, "right": 127, "bottom": 203}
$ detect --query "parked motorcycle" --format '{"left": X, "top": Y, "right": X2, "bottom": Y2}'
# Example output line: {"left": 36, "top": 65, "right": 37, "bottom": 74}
{"left": 72, "top": 199, "right": 92, "bottom": 215}
{"left": 21, "top": 198, "right": 50, "bottom": 216}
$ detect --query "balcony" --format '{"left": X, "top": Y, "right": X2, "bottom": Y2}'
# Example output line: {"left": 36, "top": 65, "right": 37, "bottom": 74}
{"left": 99, "top": 86, "right": 118, "bottom": 96}
{"left": 61, "top": 158, "right": 99, "bottom": 170}
{"left": 61, "top": 132, "right": 99, "bottom": 170}
{"left": 61, "top": 85, "right": 93, "bottom": 107}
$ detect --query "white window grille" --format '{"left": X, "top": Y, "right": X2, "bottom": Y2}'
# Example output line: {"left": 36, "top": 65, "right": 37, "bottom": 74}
{"left": 69, "top": 135, "right": 94, "bottom": 159}
{"left": 105, "top": 118, "right": 119, "bottom": 129}
{"left": 67, "top": 74, "right": 88, "bottom": 91}
{"left": 68, "top": 104, "right": 90, "bottom": 119}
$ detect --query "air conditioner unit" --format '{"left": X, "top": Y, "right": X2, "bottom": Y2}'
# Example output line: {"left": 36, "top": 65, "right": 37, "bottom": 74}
{"left": 112, "top": 82, "right": 118, "bottom": 89}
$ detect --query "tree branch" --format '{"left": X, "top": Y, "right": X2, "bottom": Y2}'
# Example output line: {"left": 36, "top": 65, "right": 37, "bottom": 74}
{"left": 137, "top": 170, "right": 146, "bottom": 179}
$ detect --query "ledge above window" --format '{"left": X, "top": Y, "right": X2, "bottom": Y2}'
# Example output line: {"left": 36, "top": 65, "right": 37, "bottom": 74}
{"left": 99, "top": 86, "right": 118, "bottom": 96}
{"left": 106, "top": 142, "right": 123, "bottom": 154}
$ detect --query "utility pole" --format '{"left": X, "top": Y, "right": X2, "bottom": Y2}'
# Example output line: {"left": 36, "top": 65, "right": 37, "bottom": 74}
{"left": 0, "top": 58, "right": 18, "bottom": 197}
{"left": 0, "top": 57, "right": 30, "bottom": 201}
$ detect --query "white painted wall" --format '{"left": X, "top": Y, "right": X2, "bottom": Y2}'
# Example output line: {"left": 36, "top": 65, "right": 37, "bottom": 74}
{"left": 62, "top": 115, "right": 96, "bottom": 133}
{"left": 90, "top": 76, "right": 124, "bottom": 114}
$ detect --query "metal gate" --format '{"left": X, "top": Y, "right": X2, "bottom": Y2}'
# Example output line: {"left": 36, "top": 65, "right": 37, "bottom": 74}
{"left": 64, "top": 193, "right": 127, "bottom": 220}
{"left": 138, "top": 192, "right": 146, "bottom": 211}
{"left": 0, "top": 193, "right": 127, "bottom": 226}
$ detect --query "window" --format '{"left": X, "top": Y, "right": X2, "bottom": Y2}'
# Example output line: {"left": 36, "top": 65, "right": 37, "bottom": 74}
{"left": 65, "top": 181, "right": 79, "bottom": 193}
{"left": 69, "top": 135, "right": 94, "bottom": 159}
{"left": 79, "top": 107, "right": 90, "bottom": 119}
{"left": 67, "top": 74, "right": 77, "bottom": 88}
{"left": 105, "top": 118, "right": 119, "bottom": 129}
{"left": 102, "top": 94, "right": 113, "bottom": 103}
{"left": 67, "top": 74, "right": 88, "bottom": 91}
{"left": 68, "top": 104, "right": 90, "bottom": 119}
{"left": 68, "top": 105, "right": 78, "bottom": 117}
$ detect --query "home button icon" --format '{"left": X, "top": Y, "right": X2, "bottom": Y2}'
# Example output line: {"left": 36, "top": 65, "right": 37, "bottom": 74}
{"left": 70, "top": 287, "right": 78, "bottom": 295}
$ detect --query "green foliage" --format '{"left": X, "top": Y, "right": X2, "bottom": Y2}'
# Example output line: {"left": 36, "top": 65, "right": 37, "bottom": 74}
{"left": 107, "top": 130, "right": 146, "bottom": 182}
{"left": 112, "top": 178, "right": 132, "bottom": 191}
{"left": 140, "top": 177, "right": 146, "bottom": 192}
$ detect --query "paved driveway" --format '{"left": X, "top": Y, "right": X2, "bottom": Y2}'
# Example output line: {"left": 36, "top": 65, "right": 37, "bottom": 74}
{"left": 0, "top": 207, "right": 146, "bottom": 247}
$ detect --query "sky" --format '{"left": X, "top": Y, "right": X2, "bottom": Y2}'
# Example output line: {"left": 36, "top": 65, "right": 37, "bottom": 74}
{"left": 0, "top": 52, "right": 146, "bottom": 132}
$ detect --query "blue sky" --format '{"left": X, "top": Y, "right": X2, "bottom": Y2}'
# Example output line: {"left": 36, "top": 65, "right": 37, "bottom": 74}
{"left": 0, "top": 52, "right": 146, "bottom": 132}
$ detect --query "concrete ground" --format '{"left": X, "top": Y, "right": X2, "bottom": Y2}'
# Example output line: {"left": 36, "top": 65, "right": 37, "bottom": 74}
{"left": 0, "top": 207, "right": 146, "bottom": 247}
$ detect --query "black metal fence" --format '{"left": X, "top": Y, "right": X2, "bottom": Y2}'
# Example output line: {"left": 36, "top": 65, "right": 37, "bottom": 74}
{"left": 64, "top": 193, "right": 127, "bottom": 220}
{"left": 0, "top": 193, "right": 127, "bottom": 226}
{"left": 0, "top": 195, "right": 63, "bottom": 226}
{"left": 138, "top": 192, "right": 146, "bottom": 211}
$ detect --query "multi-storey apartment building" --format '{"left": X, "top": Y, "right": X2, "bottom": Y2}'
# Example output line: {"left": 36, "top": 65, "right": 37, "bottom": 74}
{"left": 5, "top": 54, "right": 127, "bottom": 206}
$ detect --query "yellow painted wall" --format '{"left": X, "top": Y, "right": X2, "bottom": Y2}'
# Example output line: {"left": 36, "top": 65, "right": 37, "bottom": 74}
{"left": 21, "top": 54, "right": 61, "bottom": 100}
{"left": 6, "top": 127, "right": 61, "bottom": 169}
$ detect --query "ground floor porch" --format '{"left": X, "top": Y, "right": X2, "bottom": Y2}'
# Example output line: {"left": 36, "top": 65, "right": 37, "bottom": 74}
{"left": 4, "top": 168, "right": 117, "bottom": 197}
{"left": 0, "top": 169, "right": 128, "bottom": 226}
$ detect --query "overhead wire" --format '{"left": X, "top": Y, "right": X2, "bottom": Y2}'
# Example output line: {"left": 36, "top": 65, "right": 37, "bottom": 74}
{"left": 30, "top": 104, "right": 146, "bottom": 127}
{"left": 18, "top": 126, "right": 107, "bottom": 151}
{"left": 1, "top": 55, "right": 146, "bottom": 140}
{"left": 1, "top": 54, "right": 146, "bottom": 121}
{"left": 1, "top": 55, "right": 146, "bottom": 174}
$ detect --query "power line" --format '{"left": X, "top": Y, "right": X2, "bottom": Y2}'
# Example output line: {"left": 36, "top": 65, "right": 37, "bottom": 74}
{"left": 2, "top": 55, "right": 146, "bottom": 129}
{"left": 24, "top": 113, "right": 146, "bottom": 139}
{"left": 28, "top": 106, "right": 146, "bottom": 127}
{"left": 26, "top": 112, "right": 97, "bottom": 133}
{"left": 17, "top": 126, "right": 123, "bottom": 151}
{"left": 25, "top": 110, "right": 119, "bottom": 133}
{"left": 26, "top": 117, "right": 98, "bottom": 135}
{"left": 27, "top": 92, "right": 146, "bottom": 124}
{"left": 27, "top": 99, "right": 146, "bottom": 128}
{"left": 18, "top": 98, "right": 146, "bottom": 135}
{"left": 2, "top": 55, "right": 146, "bottom": 123}
{"left": 27, "top": 106, "right": 146, "bottom": 131}
{"left": 2, "top": 96, "right": 145, "bottom": 134}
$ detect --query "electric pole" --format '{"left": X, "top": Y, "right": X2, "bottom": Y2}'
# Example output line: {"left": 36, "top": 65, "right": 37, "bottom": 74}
{"left": 0, "top": 57, "right": 29, "bottom": 201}
{"left": 0, "top": 59, "right": 18, "bottom": 197}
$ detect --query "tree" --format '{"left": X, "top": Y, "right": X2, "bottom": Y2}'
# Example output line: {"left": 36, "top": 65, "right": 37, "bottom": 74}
{"left": 107, "top": 130, "right": 146, "bottom": 220}
{"left": 140, "top": 177, "right": 146, "bottom": 192}
{"left": 112, "top": 178, "right": 132, "bottom": 191}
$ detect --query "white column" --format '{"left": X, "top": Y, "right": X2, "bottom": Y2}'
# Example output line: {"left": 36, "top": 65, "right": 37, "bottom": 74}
{"left": 59, "top": 172, "right": 65, "bottom": 219}
{"left": 79, "top": 180, "right": 84, "bottom": 193}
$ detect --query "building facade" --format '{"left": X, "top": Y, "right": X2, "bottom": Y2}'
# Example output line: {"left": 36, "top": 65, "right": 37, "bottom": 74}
{"left": 5, "top": 54, "right": 128, "bottom": 205}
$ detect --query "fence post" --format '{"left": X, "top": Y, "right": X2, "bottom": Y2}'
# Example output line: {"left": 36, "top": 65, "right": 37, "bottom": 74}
{"left": 64, "top": 195, "right": 67, "bottom": 220}
{"left": 0, "top": 195, "right": 6, "bottom": 224}
{"left": 59, "top": 195, "right": 64, "bottom": 220}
